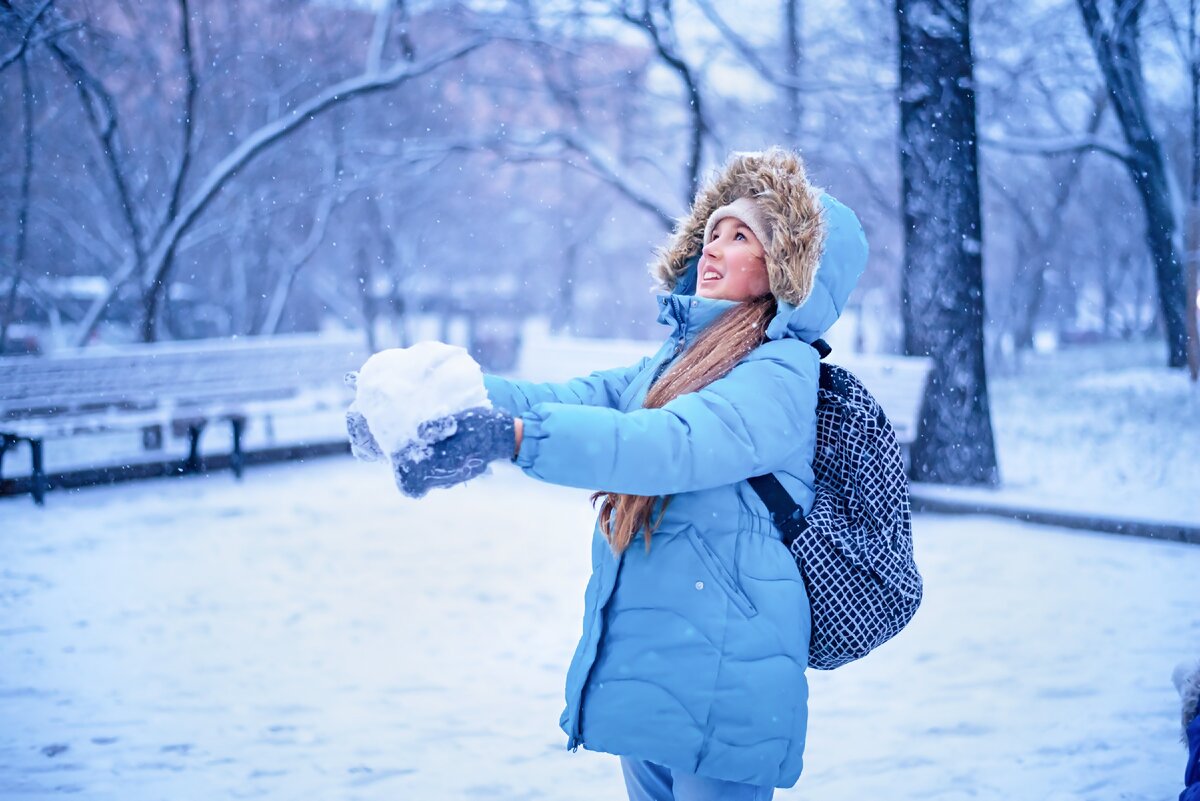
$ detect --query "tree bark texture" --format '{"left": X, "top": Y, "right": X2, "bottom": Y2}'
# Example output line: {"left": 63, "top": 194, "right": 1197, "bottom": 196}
{"left": 0, "top": 52, "right": 34, "bottom": 353}
{"left": 896, "top": 0, "right": 999, "bottom": 485}
{"left": 1077, "top": 0, "right": 1190, "bottom": 367}
{"left": 1188, "top": 0, "right": 1199, "bottom": 381}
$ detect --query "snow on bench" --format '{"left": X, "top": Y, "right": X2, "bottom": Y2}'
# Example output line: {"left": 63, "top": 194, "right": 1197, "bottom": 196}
{"left": 0, "top": 333, "right": 365, "bottom": 505}
{"left": 828, "top": 352, "right": 932, "bottom": 446}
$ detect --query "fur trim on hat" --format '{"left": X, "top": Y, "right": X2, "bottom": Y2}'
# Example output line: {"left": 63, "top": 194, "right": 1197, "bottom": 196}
{"left": 703, "top": 197, "right": 773, "bottom": 253}
{"left": 651, "top": 148, "right": 827, "bottom": 306}
{"left": 1175, "top": 659, "right": 1200, "bottom": 742}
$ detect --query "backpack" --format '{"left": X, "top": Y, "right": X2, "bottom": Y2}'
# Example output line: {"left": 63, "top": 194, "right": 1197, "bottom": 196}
{"left": 748, "top": 340, "right": 923, "bottom": 670}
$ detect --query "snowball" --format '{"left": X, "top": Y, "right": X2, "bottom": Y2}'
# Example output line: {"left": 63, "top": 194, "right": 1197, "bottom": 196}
{"left": 350, "top": 342, "right": 490, "bottom": 463}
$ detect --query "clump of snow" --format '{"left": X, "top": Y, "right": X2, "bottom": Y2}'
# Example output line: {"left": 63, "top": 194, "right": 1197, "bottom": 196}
{"left": 349, "top": 342, "right": 490, "bottom": 465}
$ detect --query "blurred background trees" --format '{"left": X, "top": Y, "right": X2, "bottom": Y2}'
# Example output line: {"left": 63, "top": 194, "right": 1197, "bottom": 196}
{"left": 1, "top": 0, "right": 1197, "bottom": 482}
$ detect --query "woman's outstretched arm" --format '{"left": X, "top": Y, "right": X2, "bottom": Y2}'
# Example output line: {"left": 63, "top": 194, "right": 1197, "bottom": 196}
{"left": 483, "top": 353, "right": 655, "bottom": 416}
{"left": 512, "top": 340, "right": 819, "bottom": 496}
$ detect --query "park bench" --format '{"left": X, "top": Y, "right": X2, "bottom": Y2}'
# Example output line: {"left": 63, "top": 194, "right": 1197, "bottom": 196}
{"left": 830, "top": 351, "right": 933, "bottom": 450}
{"left": 0, "top": 333, "right": 365, "bottom": 505}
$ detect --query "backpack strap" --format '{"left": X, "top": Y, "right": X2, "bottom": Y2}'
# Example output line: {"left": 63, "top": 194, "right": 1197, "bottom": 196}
{"left": 747, "top": 337, "right": 828, "bottom": 547}
{"left": 748, "top": 474, "right": 810, "bottom": 549}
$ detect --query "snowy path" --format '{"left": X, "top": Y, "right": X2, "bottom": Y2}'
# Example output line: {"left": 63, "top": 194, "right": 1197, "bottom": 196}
{"left": 1, "top": 458, "right": 1196, "bottom": 800}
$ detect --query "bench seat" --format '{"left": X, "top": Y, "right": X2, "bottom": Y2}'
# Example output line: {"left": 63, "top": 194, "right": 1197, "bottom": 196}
{"left": 1, "top": 333, "right": 364, "bottom": 504}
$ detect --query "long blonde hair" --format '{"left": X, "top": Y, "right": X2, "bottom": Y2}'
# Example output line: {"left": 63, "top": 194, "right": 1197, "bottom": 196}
{"left": 590, "top": 294, "right": 778, "bottom": 555}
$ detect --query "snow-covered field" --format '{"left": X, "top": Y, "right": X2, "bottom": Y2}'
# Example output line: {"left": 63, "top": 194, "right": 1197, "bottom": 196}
{"left": 2, "top": 457, "right": 1196, "bottom": 800}
{"left": 985, "top": 342, "right": 1199, "bottom": 526}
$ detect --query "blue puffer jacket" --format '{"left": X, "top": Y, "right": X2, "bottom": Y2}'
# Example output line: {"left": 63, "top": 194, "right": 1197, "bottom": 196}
{"left": 484, "top": 194, "right": 867, "bottom": 788}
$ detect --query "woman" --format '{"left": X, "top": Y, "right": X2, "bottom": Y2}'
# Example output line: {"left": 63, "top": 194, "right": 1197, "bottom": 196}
{"left": 355, "top": 148, "right": 868, "bottom": 800}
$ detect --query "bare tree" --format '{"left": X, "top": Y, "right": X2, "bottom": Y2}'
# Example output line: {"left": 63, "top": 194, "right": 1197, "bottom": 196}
{"left": 1077, "top": 0, "right": 1191, "bottom": 367}
{"left": 76, "top": 32, "right": 487, "bottom": 344}
{"left": 0, "top": 41, "right": 34, "bottom": 352}
{"left": 3, "top": 2, "right": 488, "bottom": 346}
{"left": 1161, "top": 0, "right": 1200, "bottom": 379}
{"left": 613, "top": 0, "right": 709, "bottom": 200}
{"left": 1191, "top": 0, "right": 1200, "bottom": 381}
{"left": 896, "top": 0, "right": 999, "bottom": 485}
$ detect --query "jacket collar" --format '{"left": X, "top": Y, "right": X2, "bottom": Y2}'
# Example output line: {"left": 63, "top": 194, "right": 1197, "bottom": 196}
{"left": 656, "top": 293, "right": 739, "bottom": 340}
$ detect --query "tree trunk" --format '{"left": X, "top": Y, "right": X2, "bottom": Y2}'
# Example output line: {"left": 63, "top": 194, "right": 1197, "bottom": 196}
{"left": 782, "top": 0, "right": 803, "bottom": 147}
{"left": 357, "top": 247, "right": 377, "bottom": 354}
{"left": 1188, "top": 0, "right": 1199, "bottom": 381}
{"left": 1188, "top": 204, "right": 1199, "bottom": 379}
{"left": 0, "top": 53, "right": 35, "bottom": 354}
{"left": 1077, "top": 0, "right": 1190, "bottom": 367}
{"left": 896, "top": 0, "right": 999, "bottom": 485}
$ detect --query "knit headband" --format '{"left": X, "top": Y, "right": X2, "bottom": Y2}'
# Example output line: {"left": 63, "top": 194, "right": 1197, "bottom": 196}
{"left": 702, "top": 197, "right": 772, "bottom": 251}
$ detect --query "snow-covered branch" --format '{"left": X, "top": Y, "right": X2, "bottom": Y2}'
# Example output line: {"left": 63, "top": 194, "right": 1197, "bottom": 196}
{"left": 161, "top": 0, "right": 198, "bottom": 229}
{"left": 492, "top": 132, "right": 676, "bottom": 229}
{"left": 0, "top": 0, "right": 53, "bottom": 73}
{"left": 981, "top": 133, "right": 1133, "bottom": 163}
{"left": 72, "top": 36, "right": 488, "bottom": 346}
{"left": 691, "top": 0, "right": 895, "bottom": 97}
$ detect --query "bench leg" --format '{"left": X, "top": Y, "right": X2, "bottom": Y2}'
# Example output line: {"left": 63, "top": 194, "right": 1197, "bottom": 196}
{"left": 0, "top": 434, "right": 13, "bottom": 484}
{"left": 229, "top": 417, "right": 246, "bottom": 480}
{"left": 29, "top": 438, "right": 46, "bottom": 506}
{"left": 184, "top": 423, "right": 206, "bottom": 474}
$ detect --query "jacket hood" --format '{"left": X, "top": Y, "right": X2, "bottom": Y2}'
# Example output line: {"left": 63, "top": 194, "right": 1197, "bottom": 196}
{"left": 651, "top": 148, "right": 827, "bottom": 306}
{"left": 658, "top": 192, "right": 868, "bottom": 345}
{"left": 765, "top": 193, "right": 868, "bottom": 343}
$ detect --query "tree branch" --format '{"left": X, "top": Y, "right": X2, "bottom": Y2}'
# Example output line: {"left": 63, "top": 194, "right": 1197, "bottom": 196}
{"left": 981, "top": 133, "right": 1133, "bottom": 163}
{"left": 0, "top": 50, "right": 36, "bottom": 352}
{"left": 0, "top": 0, "right": 53, "bottom": 73}
{"left": 72, "top": 36, "right": 488, "bottom": 346}
{"left": 493, "top": 132, "right": 676, "bottom": 229}
{"left": 163, "top": 0, "right": 198, "bottom": 225}
{"left": 366, "top": 0, "right": 395, "bottom": 74}
{"left": 260, "top": 191, "right": 343, "bottom": 336}
{"left": 44, "top": 26, "right": 146, "bottom": 261}
{"left": 691, "top": 0, "right": 894, "bottom": 96}
{"left": 618, "top": 0, "right": 707, "bottom": 200}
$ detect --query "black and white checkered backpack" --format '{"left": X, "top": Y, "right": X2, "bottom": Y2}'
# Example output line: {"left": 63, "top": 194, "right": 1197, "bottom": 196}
{"left": 749, "top": 341, "right": 923, "bottom": 670}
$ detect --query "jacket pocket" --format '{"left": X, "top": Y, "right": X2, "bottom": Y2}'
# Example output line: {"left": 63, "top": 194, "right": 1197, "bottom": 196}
{"left": 683, "top": 527, "right": 758, "bottom": 618}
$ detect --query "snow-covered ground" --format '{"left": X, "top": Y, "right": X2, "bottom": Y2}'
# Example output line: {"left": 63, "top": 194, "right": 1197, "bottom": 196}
{"left": 983, "top": 342, "right": 1199, "bottom": 527}
{"left": 2, "top": 457, "right": 1196, "bottom": 800}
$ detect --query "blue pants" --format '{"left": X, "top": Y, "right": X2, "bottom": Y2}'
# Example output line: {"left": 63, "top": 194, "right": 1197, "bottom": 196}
{"left": 620, "top": 757, "right": 775, "bottom": 801}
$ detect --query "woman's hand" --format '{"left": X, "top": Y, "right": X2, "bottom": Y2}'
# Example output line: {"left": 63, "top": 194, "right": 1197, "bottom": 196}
{"left": 392, "top": 407, "right": 517, "bottom": 498}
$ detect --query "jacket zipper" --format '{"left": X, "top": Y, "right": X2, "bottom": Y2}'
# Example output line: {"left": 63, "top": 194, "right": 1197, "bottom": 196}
{"left": 570, "top": 310, "right": 686, "bottom": 752}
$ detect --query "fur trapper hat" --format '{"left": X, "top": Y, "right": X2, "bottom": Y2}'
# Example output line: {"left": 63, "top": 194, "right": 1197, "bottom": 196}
{"left": 651, "top": 148, "right": 827, "bottom": 306}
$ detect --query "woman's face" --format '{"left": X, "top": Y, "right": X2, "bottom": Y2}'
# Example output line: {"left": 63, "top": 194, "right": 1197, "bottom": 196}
{"left": 696, "top": 216, "right": 771, "bottom": 301}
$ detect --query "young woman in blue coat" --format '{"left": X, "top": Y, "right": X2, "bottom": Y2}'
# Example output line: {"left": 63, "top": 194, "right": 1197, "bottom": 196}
{"left": 355, "top": 149, "right": 868, "bottom": 800}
